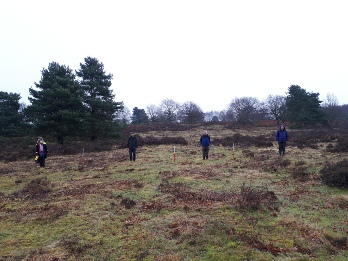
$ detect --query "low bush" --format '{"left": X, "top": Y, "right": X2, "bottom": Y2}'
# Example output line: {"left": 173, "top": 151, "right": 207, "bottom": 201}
{"left": 279, "top": 158, "right": 291, "bottom": 168}
{"left": 237, "top": 183, "right": 280, "bottom": 211}
{"left": 138, "top": 135, "right": 187, "bottom": 146}
{"left": 13, "top": 177, "right": 53, "bottom": 199}
{"left": 290, "top": 129, "right": 338, "bottom": 149}
{"left": 329, "top": 195, "right": 348, "bottom": 209}
{"left": 0, "top": 136, "right": 116, "bottom": 161}
{"left": 215, "top": 134, "right": 273, "bottom": 148}
{"left": 320, "top": 159, "right": 348, "bottom": 188}
{"left": 242, "top": 149, "right": 254, "bottom": 158}
{"left": 294, "top": 160, "right": 306, "bottom": 166}
{"left": 324, "top": 234, "right": 348, "bottom": 250}
{"left": 291, "top": 166, "right": 310, "bottom": 181}
{"left": 326, "top": 135, "right": 348, "bottom": 153}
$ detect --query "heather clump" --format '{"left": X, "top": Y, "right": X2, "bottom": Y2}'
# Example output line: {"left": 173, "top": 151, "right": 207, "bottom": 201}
{"left": 320, "top": 159, "right": 348, "bottom": 188}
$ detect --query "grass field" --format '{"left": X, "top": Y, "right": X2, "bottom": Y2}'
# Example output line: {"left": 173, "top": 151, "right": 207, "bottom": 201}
{"left": 0, "top": 124, "right": 347, "bottom": 260}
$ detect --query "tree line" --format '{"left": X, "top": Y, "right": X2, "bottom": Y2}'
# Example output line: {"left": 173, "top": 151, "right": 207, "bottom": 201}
{"left": 122, "top": 85, "right": 347, "bottom": 127}
{"left": 1, "top": 56, "right": 348, "bottom": 143}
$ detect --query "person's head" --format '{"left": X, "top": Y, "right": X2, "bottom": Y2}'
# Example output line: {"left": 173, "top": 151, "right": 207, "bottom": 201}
{"left": 280, "top": 124, "right": 285, "bottom": 130}
{"left": 203, "top": 130, "right": 208, "bottom": 135}
{"left": 38, "top": 137, "right": 44, "bottom": 144}
{"left": 130, "top": 132, "right": 135, "bottom": 137}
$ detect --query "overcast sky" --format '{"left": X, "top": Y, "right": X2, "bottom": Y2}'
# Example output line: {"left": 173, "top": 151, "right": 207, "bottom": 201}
{"left": 1, "top": 0, "right": 347, "bottom": 112}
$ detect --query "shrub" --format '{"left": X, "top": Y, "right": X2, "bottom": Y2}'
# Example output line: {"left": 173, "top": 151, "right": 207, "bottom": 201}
{"left": 13, "top": 177, "right": 53, "bottom": 199}
{"left": 120, "top": 198, "right": 136, "bottom": 209}
{"left": 237, "top": 183, "right": 280, "bottom": 211}
{"left": 291, "top": 166, "right": 310, "bottom": 181}
{"left": 294, "top": 160, "right": 306, "bottom": 166}
{"left": 289, "top": 129, "right": 338, "bottom": 149}
{"left": 138, "top": 135, "right": 187, "bottom": 146}
{"left": 320, "top": 159, "right": 348, "bottom": 188}
{"left": 326, "top": 143, "right": 334, "bottom": 150}
{"left": 329, "top": 195, "right": 348, "bottom": 209}
{"left": 327, "top": 135, "right": 348, "bottom": 152}
{"left": 214, "top": 134, "right": 273, "bottom": 148}
{"left": 324, "top": 234, "right": 348, "bottom": 250}
{"left": 242, "top": 149, "right": 254, "bottom": 158}
{"left": 279, "top": 159, "right": 291, "bottom": 168}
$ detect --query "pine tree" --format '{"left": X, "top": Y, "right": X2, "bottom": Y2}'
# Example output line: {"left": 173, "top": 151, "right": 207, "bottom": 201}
{"left": 25, "top": 62, "right": 86, "bottom": 144}
{"left": 286, "top": 85, "right": 326, "bottom": 127}
{"left": 131, "top": 107, "right": 149, "bottom": 124}
{"left": 0, "top": 91, "right": 29, "bottom": 136}
{"left": 76, "top": 57, "right": 123, "bottom": 141}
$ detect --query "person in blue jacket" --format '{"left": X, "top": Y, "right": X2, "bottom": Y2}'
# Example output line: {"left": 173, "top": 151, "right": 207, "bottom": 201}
{"left": 276, "top": 124, "right": 288, "bottom": 157}
{"left": 200, "top": 130, "right": 211, "bottom": 160}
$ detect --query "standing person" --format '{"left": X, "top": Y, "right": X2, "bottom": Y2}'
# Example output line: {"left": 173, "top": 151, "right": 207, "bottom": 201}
{"left": 200, "top": 130, "right": 211, "bottom": 160}
{"left": 35, "top": 137, "right": 48, "bottom": 167}
{"left": 276, "top": 124, "right": 288, "bottom": 157}
{"left": 127, "top": 132, "right": 138, "bottom": 161}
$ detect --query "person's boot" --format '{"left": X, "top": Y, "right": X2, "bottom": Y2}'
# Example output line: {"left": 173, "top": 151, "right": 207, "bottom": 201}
{"left": 206, "top": 156, "right": 208, "bottom": 159}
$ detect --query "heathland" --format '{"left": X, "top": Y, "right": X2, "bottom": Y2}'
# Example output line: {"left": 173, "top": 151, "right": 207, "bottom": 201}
{"left": 0, "top": 123, "right": 347, "bottom": 260}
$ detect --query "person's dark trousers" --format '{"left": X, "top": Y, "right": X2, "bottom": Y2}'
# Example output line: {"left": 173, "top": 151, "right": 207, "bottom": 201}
{"left": 278, "top": 142, "right": 286, "bottom": 156}
{"left": 202, "top": 146, "right": 209, "bottom": 159}
{"left": 129, "top": 148, "right": 136, "bottom": 161}
{"left": 39, "top": 153, "right": 46, "bottom": 167}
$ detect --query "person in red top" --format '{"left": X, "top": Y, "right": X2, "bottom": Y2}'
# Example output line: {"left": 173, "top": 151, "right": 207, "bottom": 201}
{"left": 35, "top": 137, "right": 48, "bottom": 167}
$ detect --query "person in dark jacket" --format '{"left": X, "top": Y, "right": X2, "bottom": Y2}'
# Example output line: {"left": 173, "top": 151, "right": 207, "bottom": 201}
{"left": 276, "top": 124, "right": 288, "bottom": 157}
{"left": 35, "top": 137, "right": 48, "bottom": 167}
{"left": 200, "top": 130, "right": 211, "bottom": 160}
{"left": 127, "top": 132, "right": 138, "bottom": 161}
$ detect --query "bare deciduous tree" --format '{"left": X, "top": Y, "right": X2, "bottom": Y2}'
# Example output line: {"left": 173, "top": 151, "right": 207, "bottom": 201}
{"left": 146, "top": 104, "right": 161, "bottom": 123}
{"left": 264, "top": 95, "right": 286, "bottom": 124}
{"left": 228, "top": 97, "right": 262, "bottom": 124}
{"left": 178, "top": 101, "right": 204, "bottom": 123}
{"left": 322, "top": 92, "right": 343, "bottom": 125}
{"left": 204, "top": 111, "right": 220, "bottom": 122}
{"left": 114, "top": 105, "right": 131, "bottom": 124}
{"left": 159, "top": 99, "right": 180, "bottom": 123}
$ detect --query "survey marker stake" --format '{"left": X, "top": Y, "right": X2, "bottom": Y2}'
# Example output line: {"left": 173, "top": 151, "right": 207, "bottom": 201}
{"left": 173, "top": 145, "right": 176, "bottom": 163}
{"left": 232, "top": 143, "right": 235, "bottom": 160}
